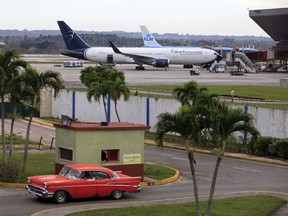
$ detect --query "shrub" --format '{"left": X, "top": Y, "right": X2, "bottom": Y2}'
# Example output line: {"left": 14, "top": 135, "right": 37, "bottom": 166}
{"left": 254, "top": 136, "right": 275, "bottom": 156}
{"left": 268, "top": 139, "right": 288, "bottom": 159}
{"left": 0, "top": 161, "right": 21, "bottom": 183}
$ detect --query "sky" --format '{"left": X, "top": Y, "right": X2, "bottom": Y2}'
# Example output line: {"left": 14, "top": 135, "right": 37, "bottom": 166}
{"left": 1, "top": 0, "right": 288, "bottom": 37}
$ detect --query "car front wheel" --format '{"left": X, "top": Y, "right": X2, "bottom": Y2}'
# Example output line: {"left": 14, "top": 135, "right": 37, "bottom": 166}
{"left": 53, "top": 190, "right": 68, "bottom": 204}
{"left": 111, "top": 190, "right": 123, "bottom": 200}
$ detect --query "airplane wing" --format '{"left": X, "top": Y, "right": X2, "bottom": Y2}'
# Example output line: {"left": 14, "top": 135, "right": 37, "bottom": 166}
{"left": 60, "top": 49, "right": 86, "bottom": 60}
{"left": 109, "top": 41, "right": 157, "bottom": 65}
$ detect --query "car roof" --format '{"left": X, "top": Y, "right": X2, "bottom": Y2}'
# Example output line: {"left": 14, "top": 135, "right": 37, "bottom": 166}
{"left": 66, "top": 164, "right": 114, "bottom": 173}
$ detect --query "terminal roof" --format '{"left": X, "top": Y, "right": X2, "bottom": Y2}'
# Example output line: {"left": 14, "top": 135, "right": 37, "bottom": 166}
{"left": 249, "top": 8, "right": 288, "bottom": 42}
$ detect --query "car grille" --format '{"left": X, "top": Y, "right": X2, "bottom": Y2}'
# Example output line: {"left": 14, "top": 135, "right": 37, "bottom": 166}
{"left": 28, "top": 184, "right": 46, "bottom": 194}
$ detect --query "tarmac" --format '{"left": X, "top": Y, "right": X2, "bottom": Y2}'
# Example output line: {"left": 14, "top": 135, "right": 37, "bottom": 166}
{"left": 1, "top": 118, "right": 288, "bottom": 216}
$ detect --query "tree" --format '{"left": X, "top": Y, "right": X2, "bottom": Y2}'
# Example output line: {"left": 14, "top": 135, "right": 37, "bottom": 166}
{"left": 154, "top": 105, "right": 202, "bottom": 216}
{"left": 173, "top": 81, "right": 208, "bottom": 107}
{"left": 205, "top": 102, "right": 259, "bottom": 216}
{"left": 80, "top": 66, "right": 130, "bottom": 122}
{"left": 108, "top": 70, "right": 130, "bottom": 122}
{"left": 21, "top": 66, "right": 64, "bottom": 172}
{"left": 156, "top": 81, "right": 259, "bottom": 216}
{"left": 173, "top": 81, "right": 200, "bottom": 107}
{"left": 7, "top": 74, "right": 25, "bottom": 161}
{"left": 0, "top": 49, "right": 27, "bottom": 162}
{"left": 81, "top": 66, "right": 111, "bottom": 121}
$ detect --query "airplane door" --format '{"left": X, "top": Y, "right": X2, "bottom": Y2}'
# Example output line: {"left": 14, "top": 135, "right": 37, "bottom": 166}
{"left": 107, "top": 54, "right": 113, "bottom": 63}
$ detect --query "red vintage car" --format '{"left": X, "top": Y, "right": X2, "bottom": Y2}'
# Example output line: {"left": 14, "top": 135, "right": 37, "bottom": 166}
{"left": 26, "top": 164, "right": 142, "bottom": 204}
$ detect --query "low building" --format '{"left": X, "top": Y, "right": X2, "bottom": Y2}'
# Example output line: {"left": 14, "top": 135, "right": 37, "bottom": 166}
{"left": 54, "top": 121, "right": 150, "bottom": 180}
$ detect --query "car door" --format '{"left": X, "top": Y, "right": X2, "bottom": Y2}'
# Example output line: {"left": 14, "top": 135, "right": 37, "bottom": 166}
{"left": 74, "top": 171, "right": 97, "bottom": 198}
{"left": 93, "top": 171, "right": 115, "bottom": 197}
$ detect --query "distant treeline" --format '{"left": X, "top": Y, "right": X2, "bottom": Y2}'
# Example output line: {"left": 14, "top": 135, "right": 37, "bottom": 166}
{"left": 0, "top": 31, "right": 276, "bottom": 54}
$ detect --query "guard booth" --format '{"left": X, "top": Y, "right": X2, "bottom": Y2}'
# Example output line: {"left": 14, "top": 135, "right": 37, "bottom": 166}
{"left": 54, "top": 121, "right": 150, "bottom": 180}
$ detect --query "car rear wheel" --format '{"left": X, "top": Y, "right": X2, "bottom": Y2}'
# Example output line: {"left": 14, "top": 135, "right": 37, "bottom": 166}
{"left": 111, "top": 190, "right": 123, "bottom": 200}
{"left": 53, "top": 190, "right": 68, "bottom": 204}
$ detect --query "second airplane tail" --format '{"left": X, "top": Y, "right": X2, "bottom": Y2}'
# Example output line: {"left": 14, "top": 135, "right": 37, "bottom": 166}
{"left": 140, "top": 25, "right": 162, "bottom": 47}
{"left": 57, "top": 21, "right": 90, "bottom": 51}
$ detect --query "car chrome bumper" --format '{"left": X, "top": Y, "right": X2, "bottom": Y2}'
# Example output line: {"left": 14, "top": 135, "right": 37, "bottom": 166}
{"left": 136, "top": 185, "right": 142, "bottom": 193}
{"left": 26, "top": 185, "right": 54, "bottom": 198}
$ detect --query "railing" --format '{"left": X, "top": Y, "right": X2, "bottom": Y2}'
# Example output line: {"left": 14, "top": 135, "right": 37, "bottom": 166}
{"left": 234, "top": 52, "right": 256, "bottom": 73}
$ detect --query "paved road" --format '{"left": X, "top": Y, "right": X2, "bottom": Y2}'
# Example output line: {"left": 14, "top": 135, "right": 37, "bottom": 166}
{"left": 1, "top": 121, "right": 288, "bottom": 216}
{"left": 2, "top": 119, "right": 55, "bottom": 147}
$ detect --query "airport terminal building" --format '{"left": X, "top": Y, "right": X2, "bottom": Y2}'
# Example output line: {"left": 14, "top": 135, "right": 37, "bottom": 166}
{"left": 249, "top": 7, "right": 288, "bottom": 70}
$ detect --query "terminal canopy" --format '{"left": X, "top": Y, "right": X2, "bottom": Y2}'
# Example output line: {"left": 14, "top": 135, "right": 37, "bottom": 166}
{"left": 249, "top": 8, "right": 288, "bottom": 42}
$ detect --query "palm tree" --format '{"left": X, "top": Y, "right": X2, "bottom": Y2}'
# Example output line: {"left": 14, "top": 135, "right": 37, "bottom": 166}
{"left": 21, "top": 66, "right": 64, "bottom": 172}
{"left": 7, "top": 74, "right": 24, "bottom": 161}
{"left": 86, "top": 79, "right": 111, "bottom": 121}
{"left": 81, "top": 66, "right": 129, "bottom": 122}
{"left": 0, "top": 49, "right": 27, "bottom": 162}
{"left": 81, "top": 66, "right": 112, "bottom": 121}
{"left": 155, "top": 105, "right": 202, "bottom": 216}
{"left": 205, "top": 102, "right": 259, "bottom": 216}
{"left": 109, "top": 76, "right": 130, "bottom": 122}
{"left": 173, "top": 81, "right": 208, "bottom": 107}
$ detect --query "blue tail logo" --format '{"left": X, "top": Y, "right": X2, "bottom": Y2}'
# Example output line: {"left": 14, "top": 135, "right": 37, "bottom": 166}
{"left": 144, "top": 34, "right": 154, "bottom": 41}
{"left": 64, "top": 30, "right": 75, "bottom": 43}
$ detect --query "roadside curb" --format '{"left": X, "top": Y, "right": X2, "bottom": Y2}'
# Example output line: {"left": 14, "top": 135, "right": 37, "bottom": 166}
{"left": 140, "top": 163, "right": 180, "bottom": 187}
{"left": 29, "top": 118, "right": 54, "bottom": 128}
{"left": 0, "top": 182, "right": 26, "bottom": 188}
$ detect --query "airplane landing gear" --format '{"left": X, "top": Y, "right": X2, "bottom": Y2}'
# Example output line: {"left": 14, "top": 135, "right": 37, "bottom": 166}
{"left": 136, "top": 66, "right": 145, "bottom": 70}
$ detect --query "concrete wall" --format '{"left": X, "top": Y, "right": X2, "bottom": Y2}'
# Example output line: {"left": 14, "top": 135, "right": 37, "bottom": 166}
{"left": 40, "top": 88, "right": 52, "bottom": 117}
{"left": 51, "top": 90, "right": 288, "bottom": 138}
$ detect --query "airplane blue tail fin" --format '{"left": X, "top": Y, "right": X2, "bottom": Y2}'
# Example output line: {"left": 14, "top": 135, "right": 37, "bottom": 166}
{"left": 57, "top": 21, "right": 90, "bottom": 51}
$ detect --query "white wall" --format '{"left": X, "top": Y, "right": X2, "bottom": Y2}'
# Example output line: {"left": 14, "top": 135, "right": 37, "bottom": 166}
{"left": 51, "top": 91, "right": 288, "bottom": 138}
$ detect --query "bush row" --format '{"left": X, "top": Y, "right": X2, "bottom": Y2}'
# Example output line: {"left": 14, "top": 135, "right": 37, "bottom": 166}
{"left": 252, "top": 136, "right": 288, "bottom": 159}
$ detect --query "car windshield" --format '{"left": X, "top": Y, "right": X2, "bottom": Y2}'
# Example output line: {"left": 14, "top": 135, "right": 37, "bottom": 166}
{"left": 59, "top": 166, "right": 81, "bottom": 179}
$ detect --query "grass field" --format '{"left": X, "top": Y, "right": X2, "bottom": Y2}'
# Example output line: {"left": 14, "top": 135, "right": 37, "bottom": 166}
{"left": 66, "top": 195, "right": 286, "bottom": 216}
{"left": 130, "top": 85, "right": 288, "bottom": 101}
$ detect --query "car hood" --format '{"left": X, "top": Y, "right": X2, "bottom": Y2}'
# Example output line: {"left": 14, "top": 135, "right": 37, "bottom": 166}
{"left": 29, "top": 175, "right": 69, "bottom": 186}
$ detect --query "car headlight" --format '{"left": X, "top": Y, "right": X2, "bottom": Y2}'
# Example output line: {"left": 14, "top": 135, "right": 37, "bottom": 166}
{"left": 44, "top": 183, "right": 48, "bottom": 189}
{"left": 27, "top": 177, "right": 30, "bottom": 184}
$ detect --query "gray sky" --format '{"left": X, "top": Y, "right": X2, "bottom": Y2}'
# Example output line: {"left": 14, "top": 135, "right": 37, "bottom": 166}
{"left": 1, "top": 0, "right": 287, "bottom": 36}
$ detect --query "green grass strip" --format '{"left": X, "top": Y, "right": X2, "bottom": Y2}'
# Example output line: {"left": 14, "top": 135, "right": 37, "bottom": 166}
{"left": 66, "top": 195, "right": 286, "bottom": 216}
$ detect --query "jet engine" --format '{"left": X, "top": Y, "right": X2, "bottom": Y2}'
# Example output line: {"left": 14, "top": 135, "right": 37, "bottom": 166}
{"left": 153, "top": 58, "right": 169, "bottom": 68}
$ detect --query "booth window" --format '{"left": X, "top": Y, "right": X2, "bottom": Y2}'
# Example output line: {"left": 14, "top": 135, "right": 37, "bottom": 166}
{"left": 101, "top": 149, "right": 119, "bottom": 162}
{"left": 59, "top": 147, "right": 73, "bottom": 161}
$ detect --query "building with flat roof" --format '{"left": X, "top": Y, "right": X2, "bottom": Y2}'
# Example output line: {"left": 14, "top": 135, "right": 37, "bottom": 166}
{"left": 54, "top": 121, "right": 150, "bottom": 180}
{"left": 249, "top": 8, "right": 288, "bottom": 67}
{"left": 249, "top": 8, "right": 288, "bottom": 42}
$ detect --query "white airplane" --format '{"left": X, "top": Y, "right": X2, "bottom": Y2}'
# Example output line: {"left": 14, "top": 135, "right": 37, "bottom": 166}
{"left": 57, "top": 21, "right": 222, "bottom": 70}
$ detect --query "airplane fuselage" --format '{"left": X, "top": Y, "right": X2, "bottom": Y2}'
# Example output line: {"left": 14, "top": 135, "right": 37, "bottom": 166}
{"left": 83, "top": 47, "right": 217, "bottom": 65}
